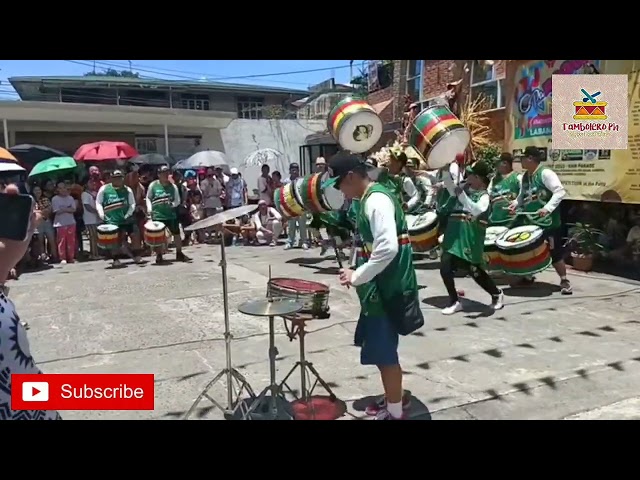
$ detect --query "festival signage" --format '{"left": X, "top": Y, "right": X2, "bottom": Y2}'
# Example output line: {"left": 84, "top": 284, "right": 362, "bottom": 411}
{"left": 505, "top": 60, "right": 640, "bottom": 204}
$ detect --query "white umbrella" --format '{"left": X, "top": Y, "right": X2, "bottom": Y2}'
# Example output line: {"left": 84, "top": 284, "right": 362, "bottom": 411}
{"left": 242, "top": 148, "right": 283, "bottom": 167}
{"left": 0, "top": 161, "right": 26, "bottom": 174}
{"left": 180, "top": 150, "right": 228, "bottom": 169}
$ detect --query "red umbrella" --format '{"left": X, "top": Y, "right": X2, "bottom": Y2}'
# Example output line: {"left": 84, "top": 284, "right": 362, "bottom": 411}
{"left": 74, "top": 141, "right": 139, "bottom": 162}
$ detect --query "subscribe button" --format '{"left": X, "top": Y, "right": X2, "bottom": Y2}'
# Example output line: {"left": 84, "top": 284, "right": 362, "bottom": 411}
{"left": 11, "top": 374, "right": 154, "bottom": 411}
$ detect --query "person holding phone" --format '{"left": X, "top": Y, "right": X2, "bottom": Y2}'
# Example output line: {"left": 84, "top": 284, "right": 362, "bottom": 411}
{"left": 0, "top": 183, "right": 62, "bottom": 420}
{"left": 51, "top": 182, "right": 77, "bottom": 264}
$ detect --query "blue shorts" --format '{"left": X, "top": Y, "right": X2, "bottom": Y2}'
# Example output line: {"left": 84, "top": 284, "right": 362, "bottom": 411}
{"left": 354, "top": 313, "right": 399, "bottom": 366}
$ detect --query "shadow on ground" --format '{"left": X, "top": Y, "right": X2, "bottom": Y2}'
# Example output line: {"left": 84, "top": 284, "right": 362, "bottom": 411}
{"left": 352, "top": 394, "right": 431, "bottom": 420}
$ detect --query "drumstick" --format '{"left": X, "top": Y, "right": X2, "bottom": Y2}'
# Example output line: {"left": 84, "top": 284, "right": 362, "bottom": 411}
{"left": 332, "top": 237, "right": 351, "bottom": 289}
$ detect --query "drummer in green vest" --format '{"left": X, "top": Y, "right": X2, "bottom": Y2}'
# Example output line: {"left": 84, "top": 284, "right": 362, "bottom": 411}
{"left": 508, "top": 146, "right": 571, "bottom": 294}
{"left": 96, "top": 170, "right": 142, "bottom": 267}
{"left": 439, "top": 160, "right": 504, "bottom": 315}
{"left": 329, "top": 152, "right": 422, "bottom": 420}
{"left": 146, "top": 166, "right": 191, "bottom": 265}
{"left": 488, "top": 153, "right": 522, "bottom": 227}
{"left": 433, "top": 153, "right": 464, "bottom": 231}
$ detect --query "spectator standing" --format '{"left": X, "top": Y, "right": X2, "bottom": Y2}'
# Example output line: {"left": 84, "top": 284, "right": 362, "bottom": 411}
{"left": 200, "top": 168, "right": 223, "bottom": 238}
{"left": 51, "top": 182, "right": 77, "bottom": 264}
{"left": 226, "top": 168, "right": 248, "bottom": 209}
{"left": 257, "top": 164, "right": 274, "bottom": 205}
{"left": 82, "top": 179, "right": 101, "bottom": 260}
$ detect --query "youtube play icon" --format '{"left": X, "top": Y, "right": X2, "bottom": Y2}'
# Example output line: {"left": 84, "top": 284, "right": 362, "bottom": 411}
{"left": 22, "top": 381, "right": 49, "bottom": 402}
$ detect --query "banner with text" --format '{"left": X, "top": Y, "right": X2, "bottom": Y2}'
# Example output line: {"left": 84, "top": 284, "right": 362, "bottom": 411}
{"left": 505, "top": 60, "right": 640, "bottom": 204}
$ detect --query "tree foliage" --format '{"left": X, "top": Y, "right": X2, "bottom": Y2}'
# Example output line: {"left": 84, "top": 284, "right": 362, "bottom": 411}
{"left": 84, "top": 68, "right": 140, "bottom": 78}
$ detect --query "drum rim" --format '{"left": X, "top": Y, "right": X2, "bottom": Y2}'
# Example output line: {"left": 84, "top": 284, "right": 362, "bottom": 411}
{"left": 407, "top": 212, "right": 438, "bottom": 228}
{"left": 277, "top": 187, "right": 296, "bottom": 217}
{"left": 269, "top": 277, "right": 330, "bottom": 293}
{"left": 496, "top": 225, "right": 544, "bottom": 249}
{"left": 97, "top": 225, "right": 119, "bottom": 232}
{"left": 327, "top": 96, "right": 370, "bottom": 134}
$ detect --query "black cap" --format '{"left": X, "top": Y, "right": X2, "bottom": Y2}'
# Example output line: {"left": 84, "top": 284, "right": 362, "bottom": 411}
{"left": 289, "top": 163, "right": 299, "bottom": 170}
{"left": 499, "top": 152, "right": 514, "bottom": 165}
{"left": 329, "top": 152, "right": 368, "bottom": 188}
{"left": 523, "top": 146, "right": 541, "bottom": 160}
{"left": 158, "top": 165, "right": 170, "bottom": 173}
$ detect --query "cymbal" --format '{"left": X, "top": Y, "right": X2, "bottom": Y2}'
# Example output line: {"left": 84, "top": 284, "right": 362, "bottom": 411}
{"left": 238, "top": 298, "right": 304, "bottom": 317}
{"left": 185, "top": 205, "right": 258, "bottom": 231}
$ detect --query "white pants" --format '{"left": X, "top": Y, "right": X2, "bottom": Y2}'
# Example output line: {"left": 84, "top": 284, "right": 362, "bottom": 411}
{"left": 256, "top": 219, "right": 282, "bottom": 244}
{"left": 287, "top": 217, "right": 308, "bottom": 245}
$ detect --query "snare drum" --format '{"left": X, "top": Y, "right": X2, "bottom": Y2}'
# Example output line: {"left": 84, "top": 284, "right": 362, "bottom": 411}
{"left": 267, "top": 278, "right": 330, "bottom": 318}
{"left": 144, "top": 220, "right": 168, "bottom": 248}
{"left": 96, "top": 224, "right": 120, "bottom": 251}
{"left": 408, "top": 105, "right": 470, "bottom": 170}
{"left": 406, "top": 212, "right": 439, "bottom": 252}
{"left": 495, "top": 225, "right": 551, "bottom": 276}
{"left": 484, "top": 226, "right": 509, "bottom": 273}
{"left": 327, "top": 97, "right": 383, "bottom": 153}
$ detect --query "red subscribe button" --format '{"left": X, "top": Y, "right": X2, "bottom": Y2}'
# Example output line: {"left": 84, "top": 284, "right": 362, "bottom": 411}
{"left": 11, "top": 374, "right": 154, "bottom": 411}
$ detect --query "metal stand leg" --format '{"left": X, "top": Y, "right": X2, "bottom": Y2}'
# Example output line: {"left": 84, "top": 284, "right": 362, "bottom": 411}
{"left": 183, "top": 238, "right": 256, "bottom": 420}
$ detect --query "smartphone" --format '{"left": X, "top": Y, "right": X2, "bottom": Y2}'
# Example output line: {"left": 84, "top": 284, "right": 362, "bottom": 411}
{"left": 0, "top": 193, "right": 33, "bottom": 241}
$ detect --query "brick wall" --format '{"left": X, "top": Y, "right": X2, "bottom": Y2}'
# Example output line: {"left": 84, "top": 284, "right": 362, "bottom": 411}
{"left": 366, "top": 60, "right": 406, "bottom": 124}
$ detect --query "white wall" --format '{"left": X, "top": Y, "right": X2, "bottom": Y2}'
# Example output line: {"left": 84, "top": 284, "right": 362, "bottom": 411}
{"left": 219, "top": 119, "right": 325, "bottom": 196}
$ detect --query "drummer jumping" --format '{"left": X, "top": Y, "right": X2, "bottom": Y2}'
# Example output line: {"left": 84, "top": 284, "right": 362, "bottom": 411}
{"left": 329, "top": 152, "right": 422, "bottom": 420}
{"left": 508, "top": 146, "right": 571, "bottom": 294}
{"left": 439, "top": 161, "right": 504, "bottom": 315}
{"left": 95, "top": 170, "right": 142, "bottom": 267}
{"left": 146, "top": 166, "right": 191, "bottom": 265}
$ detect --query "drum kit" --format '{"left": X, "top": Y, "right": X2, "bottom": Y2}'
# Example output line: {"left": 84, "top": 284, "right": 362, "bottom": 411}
{"left": 181, "top": 205, "right": 344, "bottom": 420}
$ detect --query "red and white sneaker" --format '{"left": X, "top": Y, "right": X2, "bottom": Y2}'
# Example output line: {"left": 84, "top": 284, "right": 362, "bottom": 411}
{"left": 373, "top": 409, "right": 406, "bottom": 420}
{"left": 365, "top": 392, "right": 412, "bottom": 416}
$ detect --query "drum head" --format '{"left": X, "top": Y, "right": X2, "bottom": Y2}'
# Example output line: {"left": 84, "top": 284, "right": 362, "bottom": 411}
{"left": 144, "top": 220, "right": 166, "bottom": 231}
{"left": 270, "top": 278, "right": 329, "bottom": 293}
{"left": 496, "top": 225, "right": 543, "bottom": 249}
{"left": 484, "top": 226, "right": 509, "bottom": 245}
{"left": 321, "top": 176, "right": 345, "bottom": 210}
{"left": 407, "top": 211, "right": 438, "bottom": 230}
{"left": 427, "top": 129, "right": 470, "bottom": 170}
{"left": 338, "top": 111, "right": 383, "bottom": 153}
{"left": 97, "top": 224, "right": 118, "bottom": 233}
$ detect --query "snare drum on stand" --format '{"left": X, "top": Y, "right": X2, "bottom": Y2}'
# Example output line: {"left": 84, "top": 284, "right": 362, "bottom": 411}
{"left": 327, "top": 97, "right": 383, "bottom": 153}
{"left": 96, "top": 224, "right": 120, "bottom": 251}
{"left": 495, "top": 225, "right": 552, "bottom": 276}
{"left": 267, "top": 278, "right": 330, "bottom": 318}
{"left": 406, "top": 211, "right": 439, "bottom": 252}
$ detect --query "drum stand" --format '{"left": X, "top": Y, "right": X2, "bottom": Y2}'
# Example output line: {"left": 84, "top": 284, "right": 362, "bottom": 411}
{"left": 279, "top": 315, "right": 337, "bottom": 404}
{"left": 183, "top": 236, "right": 256, "bottom": 419}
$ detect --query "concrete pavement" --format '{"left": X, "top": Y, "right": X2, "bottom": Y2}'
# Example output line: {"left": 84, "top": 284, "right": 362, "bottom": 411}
{"left": 9, "top": 242, "right": 640, "bottom": 420}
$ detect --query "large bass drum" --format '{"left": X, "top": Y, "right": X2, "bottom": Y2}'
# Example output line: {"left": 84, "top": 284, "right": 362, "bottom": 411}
{"left": 495, "top": 225, "right": 551, "bottom": 276}
{"left": 406, "top": 211, "right": 439, "bottom": 252}
{"left": 327, "top": 97, "right": 382, "bottom": 153}
{"left": 484, "top": 226, "right": 509, "bottom": 273}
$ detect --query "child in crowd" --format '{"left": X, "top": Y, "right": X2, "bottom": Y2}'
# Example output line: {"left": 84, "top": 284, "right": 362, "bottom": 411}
{"left": 51, "top": 182, "right": 77, "bottom": 264}
{"left": 189, "top": 192, "right": 205, "bottom": 244}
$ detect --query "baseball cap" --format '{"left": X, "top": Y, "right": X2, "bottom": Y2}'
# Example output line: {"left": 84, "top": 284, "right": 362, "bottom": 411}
{"left": 111, "top": 170, "right": 124, "bottom": 177}
{"left": 523, "top": 146, "right": 541, "bottom": 160}
{"left": 158, "top": 165, "right": 170, "bottom": 173}
{"left": 230, "top": 167, "right": 239, "bottom": 175}
{"left": 329, "top": 152, "right": 368, "bottom": 188}
{"left": 289, "top": 163, "right": 299, "bottom": 170}
{"left": 315, "top": 157, "right": 326, "bottom": 165}
{"left": 258, "top": 199, "right": 267, "bottom": 206}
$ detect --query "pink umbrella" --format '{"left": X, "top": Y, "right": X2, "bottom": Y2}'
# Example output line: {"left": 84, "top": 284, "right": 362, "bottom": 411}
{"left": 73, "top": 141, "right": 139, "bottom": 162}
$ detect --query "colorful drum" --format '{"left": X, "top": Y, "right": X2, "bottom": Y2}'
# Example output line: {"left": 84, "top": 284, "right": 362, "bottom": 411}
{"left": 408, "top": 105, "right": 470, "bottom": 170}
{"left": 297, "top": 173, "right": 345, "bottom": 213}
{"left": 320, "top": 175, "right": 345, "bottom": 211}
{"left": 484, "top": 226, "right": 509, "bottom": 273}
{"left": 495, "top": 225, "right": 551, "bottom": 276}
{"left": 144, "top": 220, "right": 168, "bottom": 248}
{"left": 96, "top": 224, "right": 120, "bottom": 251}
{"left": 327, "top": 97, "right": 383, "bottom": 153}
{"left": 274, "top": 184, "right": 304, "bottom": 218}
{"left": 406, "top": 212, "right": 439, "bottom": 252}
{"left": 267, "top": 278, "right": 330, "bottom": 318}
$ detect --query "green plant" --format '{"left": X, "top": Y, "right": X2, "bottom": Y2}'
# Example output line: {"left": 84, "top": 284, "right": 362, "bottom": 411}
{"left": 474, "top": 143, "right": 502, "bottom": 173}
{"left": 565, "top": 223, "right": 605, "bottom": 256}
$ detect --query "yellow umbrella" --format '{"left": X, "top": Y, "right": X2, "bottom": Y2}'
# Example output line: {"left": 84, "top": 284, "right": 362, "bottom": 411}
{"left": 0, "top": 147, "right": 18, "bottom": 162}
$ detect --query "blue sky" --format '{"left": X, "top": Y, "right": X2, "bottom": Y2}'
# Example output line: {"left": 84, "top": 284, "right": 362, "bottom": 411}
{"left": 0, "top": 60, "right": 364, "bottom": 99}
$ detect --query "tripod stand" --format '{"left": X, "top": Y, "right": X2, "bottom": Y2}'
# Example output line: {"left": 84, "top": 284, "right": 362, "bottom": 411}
{"left": 183, "top": 225, "right": 256, "bottom": 419}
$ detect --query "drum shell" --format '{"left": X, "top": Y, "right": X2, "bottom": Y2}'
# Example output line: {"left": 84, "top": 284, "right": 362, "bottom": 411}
{"left": 407, "top": 213, "right": 439, "bottom": 252}
{"left": 144, "top": 222, "right": 168, "bottom": 248}
{"left": 408, "top": 105, "right": 470, "bottom": 169}
{"left": 298, "top": 174, "right": 325, "bottom": 213}
{"left": 484, "top": 226, "right": 509, "bottom": 272}
{"left": 497, "top": 228, "right": 552, "bottom": 276}
{"left": 267, "top": 278, "right": 330, "bottom": 318}
{"left": 327, "top": 97, "right": 382, "bottom": 153}
{"left": 96, "top": 225, "right": 120, "bottom": 251}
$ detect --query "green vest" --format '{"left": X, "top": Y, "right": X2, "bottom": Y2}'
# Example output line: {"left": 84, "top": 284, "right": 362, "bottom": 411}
{"left": 101, "top": 184, "right": 131, "bottom": 226}
{"left": 519, "top": 166, "right": 561, "bottom": 230}
{"left": 441, "top": 189, "right": 489, "bottom": 265}
{"left": 489, "top": 172, "right": 521, "bottom": 226}
{"left": 356, "top": 183, "right": 418, "bottom": 317}
{"left": 149, "top": 180, "right": 177, "bottom": 221}
{"left": 401, "top": 173, "right": 430, "bottom": 215}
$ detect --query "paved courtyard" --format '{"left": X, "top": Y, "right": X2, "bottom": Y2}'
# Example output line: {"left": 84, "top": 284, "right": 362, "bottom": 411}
{"left": 10, "top": 242, "right": 640, "bottom": 420}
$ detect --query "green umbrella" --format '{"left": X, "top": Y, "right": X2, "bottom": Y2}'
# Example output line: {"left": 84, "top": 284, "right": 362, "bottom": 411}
{"left": 28, "top": 156, "right": 79, "bottom": 180}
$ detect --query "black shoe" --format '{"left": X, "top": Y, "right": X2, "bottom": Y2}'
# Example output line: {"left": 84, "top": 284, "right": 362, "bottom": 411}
{"left": 176, "top": 252, "right": 191, "bottom": 262}
{"left": 560, "top": 279, "right": 573, "bottom": 295}
{"left": 155, "top": 254, "right": 166, "bottom": 265}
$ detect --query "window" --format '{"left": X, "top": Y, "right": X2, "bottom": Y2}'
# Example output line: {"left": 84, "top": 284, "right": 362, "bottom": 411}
{"left": 135, "top": 138, "right": 158, "bottom": 153}
{"left": 406, "top": 60, "right": 424, "bottom": 103}
{"left": 180, "top": 93, "right": 210, "bottom": 111}
{"left": 237, "top": 96, "right": 264, "bottom": 119}
{"left": 470, "top": 60, "right": 505, "bottom": 111}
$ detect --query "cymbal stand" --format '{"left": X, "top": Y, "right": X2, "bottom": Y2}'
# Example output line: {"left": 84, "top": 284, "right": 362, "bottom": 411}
{"left": 183, "top": 231, "right": 255, "bottom": 419}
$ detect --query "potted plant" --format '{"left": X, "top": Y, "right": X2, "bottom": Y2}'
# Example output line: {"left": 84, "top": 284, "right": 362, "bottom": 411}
{"left": 565, "top": 222, "right": 604, "bottom": 272}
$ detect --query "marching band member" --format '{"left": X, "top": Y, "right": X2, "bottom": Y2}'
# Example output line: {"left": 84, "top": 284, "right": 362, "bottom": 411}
{"left": 488, "top": 153, "right": 521, "bottom": 227}
{"left": 330, "top": 152, "right": 421, "bottom": 420}
{"left": 146, "top": 166, "right": 191, "bottom": 265}
{"left": 439, "top": 161, "right": 504, "bottom": 315}
{"left": 433, "top": 153, "right": 464, "bottom": 232}
{"left": 508, "top": 146, "right": 571, "bottom": 294}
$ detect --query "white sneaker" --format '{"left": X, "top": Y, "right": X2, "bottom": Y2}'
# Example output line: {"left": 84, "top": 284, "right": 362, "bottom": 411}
{"left": 301, "top": 243, "right": 309, "bottom": 250}
{"left": 284, "top": 244, "right": 293, "bottom": 250}
{"left": 60, "top": 260, "right": 67, "bottom": 265}
{"left": 491, "top": 290, "right": 504, "bottom": 310}
{"left": 442, "top": 302, "right": 462, "bottom": 315}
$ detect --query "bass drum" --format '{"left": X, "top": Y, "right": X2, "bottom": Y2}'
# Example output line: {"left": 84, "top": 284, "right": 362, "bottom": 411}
{"left": 144, "top": 220, "right": 168, "bottom": 248}
{"left": 319, "top": 174, "right": 345, "bottom": 211}
{"left": 327, "top": 97, "right": 383, "bottom": 153}
{"left": 483, "top": 226, "right": 509, "bottom": 273}
{"left": 97, "top": 224, "right": 120, "bottom": 251}
{"left": 406, "top": 211, "right": 439, "bottom": 252}
{"left": 495, "top": 225, "right": 551, "bottom": 276}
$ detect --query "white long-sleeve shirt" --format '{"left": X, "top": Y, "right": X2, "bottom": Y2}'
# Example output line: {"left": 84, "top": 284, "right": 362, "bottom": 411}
{"left": 444, "top": 174, "right": 490, "bottom": 217}
{"left": 253, "top": 207, "right": 282, "bottom": 230}
{"left": 350, "top": 192, "right": 398, "bottom": 287}
{"left": 145, "top": 180, "right": 181, "bottom": 213}
{"left": 95, "top": 184, "right": 136, "bottom": 220}
{"left": 514, "top": 168, "right": 566, "bottom": 213}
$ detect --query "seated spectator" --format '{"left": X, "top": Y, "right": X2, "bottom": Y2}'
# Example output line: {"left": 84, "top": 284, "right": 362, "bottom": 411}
{"left": 253, "top": 199, "right": 282, "bottom": 246}
{"left": 604, "top": 214, "right": 640, "bottom": 265}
